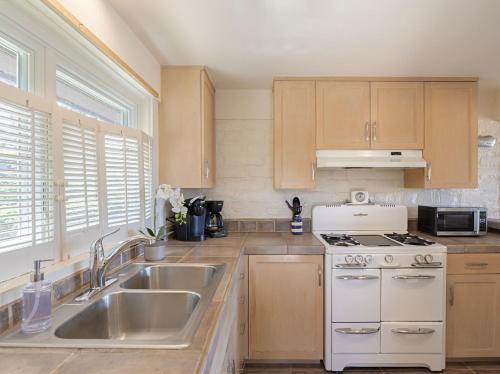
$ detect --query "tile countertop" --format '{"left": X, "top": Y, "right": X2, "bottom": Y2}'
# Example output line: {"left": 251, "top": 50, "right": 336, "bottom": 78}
{"left": 413, "top": 230, "right": 500, "bottom": 253}
{"left": 0, "top": 232, "right": 322, "bottom": 374}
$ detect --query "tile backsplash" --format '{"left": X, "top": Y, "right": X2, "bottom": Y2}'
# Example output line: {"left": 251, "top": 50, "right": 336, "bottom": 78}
{"left": 198, "top": 89, "right": 500, "bottom": 220}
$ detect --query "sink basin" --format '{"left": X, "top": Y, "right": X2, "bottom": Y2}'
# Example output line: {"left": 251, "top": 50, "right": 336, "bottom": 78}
{"left": 55, "top": 291, "right": 200, "bottom": 340}
{"left": 0, "top": 262, "right": 225, "bottom": 348}
{"left": 120, "top": 264, "right": 220, "bottom": 290}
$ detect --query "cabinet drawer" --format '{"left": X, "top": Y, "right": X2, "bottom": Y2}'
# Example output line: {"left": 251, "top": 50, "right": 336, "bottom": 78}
{"left": 332, "top": 323, "right": 380, "bottom": 354}
{"left": 448, "top": 254, "right": 500, "bottom": 274}
{"left": 381, "top": 322, "right": 443, "bottom": 354}
{"left": 381, "top": 268, "right": 443, "bottom": 321}
{"left": 332, "top": 269, "right": 380, "bottom": 322}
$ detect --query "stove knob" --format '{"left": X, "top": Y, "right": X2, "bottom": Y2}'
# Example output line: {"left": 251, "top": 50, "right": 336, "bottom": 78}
{"left": 345, "top": 255, "right": 353, "bottom": 264}
{"left": 365, "top": 255, "right": 373, "bottom": 264}
{"left": 415, "top": 254, "right": 425, "bottom": 264}
{"left": 354, "top": 255, "right": 364, "bottom": 264}
{"left": 424, "top": 254, "right": 434, "bottom": 264}
{"left": 384, "top": 255, "right": 393, "bottom": 264}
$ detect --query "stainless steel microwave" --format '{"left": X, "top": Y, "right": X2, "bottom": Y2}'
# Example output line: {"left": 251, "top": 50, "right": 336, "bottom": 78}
{"left": 417, "top": 206, "right": 487, "bottom": 236}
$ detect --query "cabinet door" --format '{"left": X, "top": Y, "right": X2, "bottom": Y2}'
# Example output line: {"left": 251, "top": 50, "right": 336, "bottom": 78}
{"left": 370, "top": 82, "right": 424, "bottom": 149}
{"left": 274, "top": 81, "right": 316, "bottom": 189}
{"left": 249, "top": 255, "right": 323, "bottom": 360}
{"left": 316, "top": 81, "right": 370, "bottom": 149}
{"left": 201, "top": 70, "right": 216, "bottom": 188}
{"left": 159, "top": 67, "right": 202, "bottom": 187}
{"left": 424, "top": 82, "right": 478, "bottom": 188}
{"left": 447, "top": 274, "right": 500, "bottom": 357}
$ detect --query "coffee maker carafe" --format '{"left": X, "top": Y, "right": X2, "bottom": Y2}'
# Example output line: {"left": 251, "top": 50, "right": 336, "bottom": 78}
{"left": 205, "top": 200, "right": 227, "bottom": 238}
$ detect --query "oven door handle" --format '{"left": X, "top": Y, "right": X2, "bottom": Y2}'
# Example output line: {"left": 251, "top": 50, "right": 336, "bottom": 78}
{"left": 411, "top": 262, "right": 442, "bottom": 268}
{"left": 336, "top": 275, "right": 379, "bottom": 280}
{"left": 335, "top": 264, "right": 367, "bottom": 268}
{"left": 335, "top": 327, "right": 380, "bottom": 335}
{"left": 392, "top": 274, "right": 436, "bottom": 280}
{"left": 391, "top": 328, "right": 435, "bottom": 335}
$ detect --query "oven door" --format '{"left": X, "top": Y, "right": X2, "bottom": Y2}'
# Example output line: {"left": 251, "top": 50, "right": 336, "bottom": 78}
{"left": 332, "top": 269, "right": 380, "bottom": 322}
{"left": 381, "top": 268, "right": 444, "bottom": 321}
{"left": 437, "top": 209, "right": 478, "bottom": 235}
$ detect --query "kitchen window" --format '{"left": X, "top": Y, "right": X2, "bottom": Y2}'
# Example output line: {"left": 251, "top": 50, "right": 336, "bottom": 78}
{"left": 0, "top": 36, "right": 30, "bottom": 91}
{"left": 56, "top": 69, "right": 132, "bottom": 127}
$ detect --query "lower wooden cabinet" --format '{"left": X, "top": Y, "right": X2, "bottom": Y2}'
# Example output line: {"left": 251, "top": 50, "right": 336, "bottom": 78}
{"left": 249, "top": 255, "right": 323, "bottom": 360}
{"left": 447, "top": 254, "right": 500, "bottom": 358}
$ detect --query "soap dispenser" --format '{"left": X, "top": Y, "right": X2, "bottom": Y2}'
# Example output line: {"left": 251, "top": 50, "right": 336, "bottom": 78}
{"left": 21, "top": 259, "right": 54, "bottom": 333}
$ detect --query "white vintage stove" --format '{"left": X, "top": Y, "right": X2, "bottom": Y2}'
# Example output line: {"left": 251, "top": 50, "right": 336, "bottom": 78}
{"left": 312, "top": 203, "right": 447, "bottom": 372}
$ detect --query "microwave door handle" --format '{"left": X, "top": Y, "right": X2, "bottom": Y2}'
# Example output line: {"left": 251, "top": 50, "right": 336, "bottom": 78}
{"left": 474, "top": 209, "right": 480, "bottom": 234}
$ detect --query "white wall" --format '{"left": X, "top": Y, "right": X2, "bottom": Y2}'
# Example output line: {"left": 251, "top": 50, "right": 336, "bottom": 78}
{"left": 57, "top": 0, "right": 161, "bottom": 93}
{"left": 204, "top": 89, "right": 500, "bottom": 220}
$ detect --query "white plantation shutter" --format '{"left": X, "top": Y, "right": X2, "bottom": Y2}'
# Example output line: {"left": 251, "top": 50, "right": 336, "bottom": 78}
{"left": 0, "top": 94, "right": 54, "bottom": 253}
{"left": 104, "top": 130, "right": 141, "bottom": 228}
{"left": 62, "top": 119, "right": 99, "bottom": 231}
{"left": 142, "top": 135, "right": 153, "bottom": 220}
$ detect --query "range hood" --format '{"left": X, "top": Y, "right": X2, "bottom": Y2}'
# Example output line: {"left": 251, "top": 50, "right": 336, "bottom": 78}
{"left": 316, "top": 150, "right": 427, "bottom": 168}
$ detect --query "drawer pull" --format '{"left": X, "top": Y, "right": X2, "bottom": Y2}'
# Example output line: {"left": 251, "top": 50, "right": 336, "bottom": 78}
{"left": 391, "top": 328, "right": 435, "bottom": 335}
{"left": 335, "top": 327, "right": 380, "bottom": 335}
{"left": 465, "top": 262, "right": 488, "bottom": 268}
{"left": 392, "top": 274, "right": 435, "bottom": 280}
{"left": 336, "top": 275, "right": 379, "bottom": 280}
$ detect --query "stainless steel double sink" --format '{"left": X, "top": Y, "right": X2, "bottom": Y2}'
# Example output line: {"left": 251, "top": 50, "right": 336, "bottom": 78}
{"left": 0, "top": 263, "right": 225, "bottom": 349}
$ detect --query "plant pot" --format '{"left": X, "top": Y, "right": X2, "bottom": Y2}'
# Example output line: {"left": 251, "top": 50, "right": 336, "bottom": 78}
{"left": 143, "top": 241, "right": 166, "bottom": 261}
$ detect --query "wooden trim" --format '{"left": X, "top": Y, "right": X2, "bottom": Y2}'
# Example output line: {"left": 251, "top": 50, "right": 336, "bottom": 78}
{"left": 40, "top": 0, "right": 160, "bottom": 99}
{"left": 274, "top": 76, "right": 479, "bottom": 82}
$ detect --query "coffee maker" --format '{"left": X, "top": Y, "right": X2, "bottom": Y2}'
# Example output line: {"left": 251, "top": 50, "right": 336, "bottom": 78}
{"left": 205, "top": 200, "right": 227, "bottom": 238}
{"left": 174, "top": 196, "right": 206, "bottom": 241}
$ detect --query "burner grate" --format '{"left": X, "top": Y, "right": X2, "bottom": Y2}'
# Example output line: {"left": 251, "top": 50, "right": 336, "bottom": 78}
{"left": 385, "top": 233, "right": 435, "bottom": 246}
{"left": 321, "top": 234, "right": 360, "bottom": 247}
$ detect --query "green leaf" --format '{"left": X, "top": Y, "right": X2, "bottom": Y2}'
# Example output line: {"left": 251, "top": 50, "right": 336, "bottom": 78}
{"left": 156, "top": 225, "right": 166, "bottom": 240}
{"left": 146, "top": 227, "right": 155, "bottom": 237}
{"left": 139, "top": 230, "right": 146, "bottom": 236}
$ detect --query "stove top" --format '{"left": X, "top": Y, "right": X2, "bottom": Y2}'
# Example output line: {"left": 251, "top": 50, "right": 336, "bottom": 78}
{"left": 320, "top": 233, "right": 435, "bottom": 247}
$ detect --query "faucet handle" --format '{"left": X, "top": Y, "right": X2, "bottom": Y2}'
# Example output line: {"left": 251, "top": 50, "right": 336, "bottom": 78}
{"left": 99, "top": 228, "right": 120, "bottom": 242}
{"left": 91, "top": 228, "right": 120, "bottom": 254}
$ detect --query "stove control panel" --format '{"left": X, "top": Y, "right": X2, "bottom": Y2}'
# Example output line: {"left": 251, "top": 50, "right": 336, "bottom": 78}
{"left": 333, "top": 253, "right": 445, "bottom": 269}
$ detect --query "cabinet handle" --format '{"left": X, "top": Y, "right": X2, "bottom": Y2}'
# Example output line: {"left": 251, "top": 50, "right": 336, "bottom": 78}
{"left": 391, "top": 328, "right": 435, "bottom": 335}
{"left": 372, "top": 122, "right": 377, "bottom": 141}
{"left": 365, "top": 121, "right": 370, "bottom": 141}
{"left": 239, "top": 296, "right": 245, "bottom": 305}
{"left": 318, "top": 265, "right": 322, "bottom": 287}
{"left": 426, "top": 162, "right": 432, "bottom": 181}
{"left": 465, "top": 262, "right": 488, "bottom": 268}
{"left": 449, "top": 285, "right": 454, "bottom": 306}
{"left": 311, "top": 162, "right": 315, "bottom": 181}
{"left": 205, "top": 159, "right": 210, "bottom": 179}
{"left": 239, "top": 322, "right": 246, "bottom": 335}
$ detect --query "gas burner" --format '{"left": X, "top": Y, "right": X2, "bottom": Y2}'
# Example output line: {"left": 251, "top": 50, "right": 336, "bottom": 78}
{"left": 321, "top": 234, "right": 360, "bottom": 247}
{"left": 385, "top": 233, "right": 435, "bottom": 246}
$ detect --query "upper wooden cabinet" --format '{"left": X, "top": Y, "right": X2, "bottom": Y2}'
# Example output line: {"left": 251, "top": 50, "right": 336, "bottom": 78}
{"left": 370, "top": 82, "right": 424, "bottom": 149}
{"left": 316, "top": 81, "right": 424, "bottom": 150}
{"left": 159, "top": 66, "right": 215, "bottom": 188}
{"left": 405, "top": 81, "right": 478, "bottom": 188}
{"left": 316, "top": 81, "right": 371, "bottom": 149}
{"left": 274, "top": 80, "right": 316, "bottom": 189}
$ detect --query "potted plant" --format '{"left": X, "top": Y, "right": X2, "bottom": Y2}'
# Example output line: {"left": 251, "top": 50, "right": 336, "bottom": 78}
{"left": 139, "top": 185, "right": 177, "bottom": 261}
{"left": 156, "top": 185, "right": 189, "bottom": 240}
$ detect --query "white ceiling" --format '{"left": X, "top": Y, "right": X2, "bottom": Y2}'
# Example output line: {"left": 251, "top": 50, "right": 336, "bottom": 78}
{"left": 108, "top": 0, "right": 500, "bottom": 89}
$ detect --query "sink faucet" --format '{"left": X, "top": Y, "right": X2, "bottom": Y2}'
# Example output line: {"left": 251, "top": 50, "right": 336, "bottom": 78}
{"left": 76, "top": 229, "right": 154, "bottom": 301}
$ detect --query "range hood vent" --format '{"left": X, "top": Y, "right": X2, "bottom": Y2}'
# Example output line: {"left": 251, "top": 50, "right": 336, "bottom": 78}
{"left": 316, "top": 150, "right": 427, "bottom": 168}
